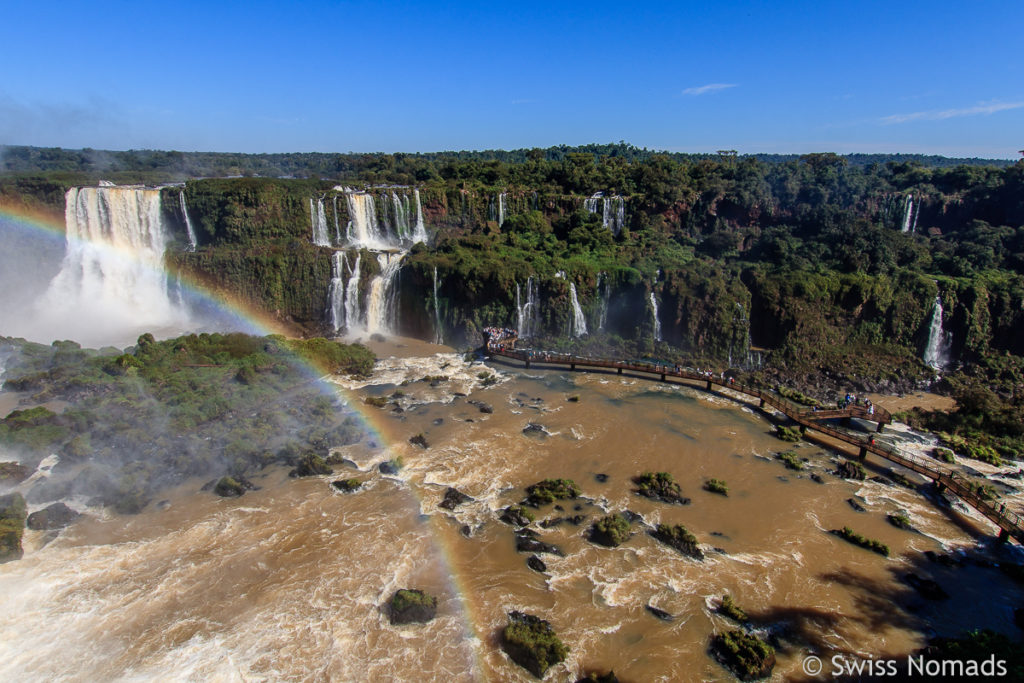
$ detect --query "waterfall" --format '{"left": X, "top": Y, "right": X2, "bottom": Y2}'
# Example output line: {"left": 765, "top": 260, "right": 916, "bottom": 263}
{"left": 432, "top": 266, "right": 443, "bottom": 344}
{"left": 412, "top": 190, "right": 428, "bottom": 244}
{"left": 344, "top": 253, "right": 361, "bottom": 331}
{"left": 584, "top": 193, "right": 625, "bottom": 234}
{"left": 901, "top": 195, "right": 914, "bottom": 233}
{"left": 345, "top": 192, "right": 387, "bottom": 249}
{"left": 391, "top": 192, "right": 411, "bottom": 240}
{"left": 649, "top": 292, "right": 662, "bottom": 342}
{"left": 40, "top": 186, "right": 186, "bottom": 347}
{"left": 310, "top": 196, "right": 331, "bottom": 247}
{"left": 498, "top": 192, "right": 506, "bottom": 226}
{"left": 516, "top": 276, "right": 539, "bottom": 338}
{"left": 179, "top": 192, "right": 197, "bottom": 251}
{"left": 569, "top": 283, "right": 588, "bottom": 337}
{"left": 596, "top": 272, "right": 610, "bottom": 331}
{"left": 365, "top": 252, "right": 405, "bottom": 335}
{"left": 327, "top": 251, "right": 346, "bottom": 333}
{"left": 923, "top": 295, "right": 953, "bottom": 370}
{"left": 332, "top": 196, "right": 341, "bottom": 245}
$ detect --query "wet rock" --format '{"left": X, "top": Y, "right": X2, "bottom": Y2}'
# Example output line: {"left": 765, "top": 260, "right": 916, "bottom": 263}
{"left": 439, "top": 487, "right": 472, "bottom": 510}
{"left": 501, "top": 611, "right": 567, "bottom": 678}
{"left": 576, "top": 671, "right": 619, "bottom": 683}
{"left": 26, "top": 502, "right": 80, "bottom": 531}
{"left": 646, "top": 605, "right": 674, "bottom": 622}
{"left": 887, "top": 513, "right": 915, "bottom": 531}
{"left": 620, "top": 510, "right": 644, "bottom": 524}
{"left": 378, "top": 459, "right": 402, "bottom": 475}
{"left": 432, "top": 418, "right": 444, "bottom": 425}
{"left": 515, "top": 531, "right": 564, "bottom": 556}
{"left": 633, "top": 472, "right": 690, "bottom": 505}
{"left": 568, "top": 515, "right": 587, "bottom": 525}
{"left": 213, "top": 476, "right": 256, "bottom": 497}
{"left": 554, "top": 504, "right": 564, "bottom": 512}
{"left": 810, "top": 473, "right": 825, "bottom": 484}
{"left": 836, "top": 461, "right": 867, "bottom": 480}
{"left": 460, "top": 524, "right": 472, "bottom": 537}
{"left": 325, "top": 453, "right": 358, "bottom": 468}
{"left": 477, "top": 403, "right": 493, "bottom": 414}
{"left": 847, "top": 498, "right": 866, "bottom": 512}
{"left": 574, "top": 504, "right": 583, "bottom": 511}
{"left": 650, "top": 524, "right": 703, "bottom": 560}
{"left": 0, "top": 493, "right": 27, "bottom": 563}
{"left": 331, "top": 478, "right": 361, "bottom": 493}
{"left": 0, "top": 462, "right": 30, "bottom": 484}
{"left": 527, "top": 555, "right": 547, "bottom": 572}
{"left": 409, "top": 433, "right": 429, "bottom": 449}
{"left": 389, "top": 588, "right": 437, "bottom": 625}
{"left": 500, "top": 505, "right": 534, "bottom": 527}
{"left": 902, "top": 573, "right": 948, "bottom": 600}
{"left": 924, "top": 550, "right": 963, "bottom": 567}
{"left": 522, "top": 423, "right": 548, "bottom": 437}
{"left": 289, "top": 453, "right": 333, "bottom": 478}
{"left": 540, "top": 517, "right": 565, "bottom": 529}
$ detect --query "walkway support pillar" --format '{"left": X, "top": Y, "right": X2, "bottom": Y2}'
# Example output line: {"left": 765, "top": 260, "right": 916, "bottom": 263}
{"left": 759, "top": 398, "right": 765, "bottom": 408}
{"left": 660, "top": 373, "right": 666, "bottom": 382}
{"left": 998, "top": 528, "right": 1010, "bottom": 543}
{"left": 570, "top": 363, "right": 575, "bottom": 371}
{"left": 935, "top": 481, "right": 947, "bottom": 494}
{"left": 706, "top": 380, "right": 713, "bottom": 392}
{"left": 877, "top": 422, "right": 886, "bottom": 433}
{"left": 525, "top": 360, "right": 530, "bottom": 369}
{"left": 858, "top": 446, "right": 868, "bottom": 460}
{"left": 618, "top": 367, "right": 623, "bottom": 375}
{"left": 799, "top": 424, "right": 807, "bottom": 435}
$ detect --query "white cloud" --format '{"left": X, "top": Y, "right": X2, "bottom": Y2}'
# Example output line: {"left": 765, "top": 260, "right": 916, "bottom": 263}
{"left": 880, "top": 100, "right": 1024, "bottom": 124}
{"left": 681, "top": 83, "right": 737, "bottom": 96}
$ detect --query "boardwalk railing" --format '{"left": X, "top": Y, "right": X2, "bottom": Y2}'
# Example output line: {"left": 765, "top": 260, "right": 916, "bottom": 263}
{"left": 487, "top": 344, "right": 1023, "bottom": 544}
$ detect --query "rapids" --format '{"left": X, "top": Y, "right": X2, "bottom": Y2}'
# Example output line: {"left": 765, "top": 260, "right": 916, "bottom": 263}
{"left": 1, "top": 347, "right": 1021, "bottom": 681}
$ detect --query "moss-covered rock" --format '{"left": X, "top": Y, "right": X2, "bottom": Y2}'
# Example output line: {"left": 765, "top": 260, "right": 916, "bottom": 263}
{"left": 0, "top": 462, "right": 30, "bottom": 483}
{"left": 26, "top": 502, "right": 80, "bottom": 530}
{"left": 388, "top": 588, "right": 437, "bottom": 625}
{"left": 500, "top": 505, "right": 535, "bottom": 527}
{"left": 589, "top": 513, "right": 631, "bottom": 547}
{"left": 650, "top": 523, "right": 703, "bottom": 560}
{"left": 0, "top": 493, "right": 27, "bottom": 563}
{"left": 830, "top": 526, "right": 890, "bottom": 556}
{"left": 887, "top": 513, "right": 915, "bottom": 531}
{"left": 704, "top": 478, "right": 728, "bottom": 496}
{"left": 719, "top": 594, "right": 749, "bottom": 623}
{"left": 288, "top": 453, "right": 333, "bottom": 478}
{"left": 213, "top": 476, "right": 248, "bottom": 497}
{"left": 501, "top": 611, "right": 568, "bottom": 678}
{"left": 409, "top": 433, "right": 429, "bottom": 449}
{"left": 634, "top": 471, "right": 689, "bottom": 505}
{"left": 331, "top": 478, "right": 361, "bottom": 493}
{"left": 525, "top": 478, "right": 580, "bottom": 506}
{"left": 439, "top": 487, "right": 472, "bottom": 510}
{"left": 711, "top": 629, "right": 776, "bottom": 681}
{"left": 774, "top": 425, "right": 801, "bottom": 442}
{"left": 575, "top": 671, "right": 618, "bottom": 683}
{"left": 776, "top": 451, "right": 803, "bottom": 471}
{"left": 837, "top": 460, "right": 867, "bottom": 480}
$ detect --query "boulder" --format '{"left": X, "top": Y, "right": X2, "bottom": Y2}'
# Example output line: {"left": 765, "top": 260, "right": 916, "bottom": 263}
{"left": 389, "top": 589, "right": 437, "bottom": 625}
{"left": 515, "top": 530, "right": 564, "bottom": 556}
{"left": 589, "top": 514, "right": 631, "bottom": 547}
{"left": 378, "top": 459, "right": 402, "bottom": 475}
{"left": 409, "top": 433, "right": 429, "bottom": 449}
{"left": 439, "top": 487, "right": 472, "bottom": 510}
{"left": 633, "top": 472, "right": 690, "bottom": 505}
{"left": 0, "top": 462, "right": 30, "bottom": 484}
{"left": 846, "top": 498, "right": 866, "bottom": 512}
{"left": 500, "top": 505, "right": 534, "bottom": 527}
{"left": 650, "top": 524, "right": 703, "bottom": 560}
{"left": 711, "top": 629, "right": 776, "bottom": 681}
{"left": 289, "top": 453, "right": 333, "bottom": 478}
{"left": 527, "top": 555, "right": 547, "bottom": 573}
{"left": 213, "top": 476, "right": 255, "bottom": 497}
{"left": 0, "top": 493, "right": 27, "bottom": 563}
{"left": 331, "top": 478, "right": 362, "bottom": 493}
{"left": 501, "top": 611, "right": 568, "bottom": 678}
{"left": 26, "top": 502, "right": 80, "bottom": 530}
{"left": 646, "top": 605, "right": 674, "bottom": 622}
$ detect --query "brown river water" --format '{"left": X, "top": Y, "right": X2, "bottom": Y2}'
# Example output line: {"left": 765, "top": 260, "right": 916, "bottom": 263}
{"left": 1, "top": 341, "right": 1021, "bottom": 681}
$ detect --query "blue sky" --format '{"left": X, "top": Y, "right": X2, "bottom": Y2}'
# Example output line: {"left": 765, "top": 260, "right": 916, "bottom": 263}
{"left": 1, "top": 0, "right": 1021, "bottom": 157}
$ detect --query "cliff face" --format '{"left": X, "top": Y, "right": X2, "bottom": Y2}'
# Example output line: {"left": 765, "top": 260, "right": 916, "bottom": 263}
{"left": 6, "top": 165, "right": 1023, "bottom": 380}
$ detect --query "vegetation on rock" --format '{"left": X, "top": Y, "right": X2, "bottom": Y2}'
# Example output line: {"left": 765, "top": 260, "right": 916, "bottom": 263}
{"left": 650, "top": 523, "right": 703, "bottom": 560}
{"left": 774, "top": 425, "right": 801, "bottom": 442}
{"left": 589, "top": 513, "right": 631, "bottom": 547}
{"left": 776, "top": 451, "right": 803, "bottom": 471}
{"left": 525, "top": 478, "right": 580, "bottom": 506}
{"left": 704, "top": 478, "right": 729, "bottom": 496}
{"left": 501, "top": 611, "right": 568, "bottom": 678}
{"left": 389, "top": 589, "right": 437, "bottom": 625}
{"left": 711, "top": 629, "right": 776, "bottom": 681}
{"left": 837, "top": 460, "right": 867, "bottom": 480}
{"left": 331, "top": 478, "right": 361, "bottom": 493}
{"left": 634, "top": 471, "right": 689, "bottom": 505}
{"left": 0, "top": 493, "right": 27, "bottom": 563}
{"left": 719, "top": 594, "right": 749, "bottom": 623}
{"left": 830, "top": 526, "right": 890, "bottom": 556}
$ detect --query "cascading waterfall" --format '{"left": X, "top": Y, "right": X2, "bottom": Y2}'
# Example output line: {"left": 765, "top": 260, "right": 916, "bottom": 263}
{"left": 365, "top": 252, "right": 405, "bottom": 335}
{"left": 649, "top": 291, "right": 662, "bottom": 342}
{"left": 391, "top": 192, "right": 411, "bottom": 240}
{"left": 569, "top": 283, "right": 588, "bottom": 337}
{"left": 432, "top": 266, "right": 443, "bottom": 344}
{"left": 310, "top": 196, "right": 331, "bottom": 247}
{"left": 901, "top": 195, "right": 915, "bottom": 233}
{"left": 344, "top": 253, "right": 362, "bottom": 331}
{"left": 327, "top": 251, "right": 347, "bottom": 333}
{"left": 516, "top": 276, "right": 539, "bottom": 338}
{"left": 923, "top": 295, "right": 953, "bottom": 370}
{"left": 498, "top": 192, "right": 506, "bottom": 226}
{"left": 345, "top": 192, "right": 386, "bottom": 249}
{"left": 585, "top": 193, "right": 626, "bottom": 234}
{"left": 596, "top": 272, "right": 610, "bottom": 331}
{"left": 179, "top": 192, "right": 198, "bottom": 251}
{"left": 412, "top": 190, "right": 428, "bottom": 244}
{"left": 332, "top": 196, "right": 341, "bottom": 244}
{"left": 41, "top": 186, "right": 187, "bottom": 346}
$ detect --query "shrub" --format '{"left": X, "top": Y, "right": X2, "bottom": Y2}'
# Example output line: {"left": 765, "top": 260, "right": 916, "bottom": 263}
{"left": 774, "top": 425, "right": 801, "bottom": 442}
{"left": 704, "top": 478, "right": 728, "bottom": 496}
{"left": 830, "top": 526, "right": 890, "bottom": 556}
{"left": 634, "top": 471, "right": 689, "bottom": 504}
{"left": 719, "top": 595, "right": 748, "bottom": 623}
{"left": 525, "top": 478, "right": 580, "bottom": 506}
{"left": 389, "top": 589, "right": 437, "bottom": 625}
{"left": 776, "top": 451, "right": 803, "bottom": 471}
{"left": 650, "top": 523, "right": 702, "bottom": 559}
{"left": 711, "top": 629, "right": 775, "bottom": 680}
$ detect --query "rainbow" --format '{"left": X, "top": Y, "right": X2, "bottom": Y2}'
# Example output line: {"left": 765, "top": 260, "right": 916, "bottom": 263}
{"left": 0, "top": 197, "right": 488, "bottom": 675}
